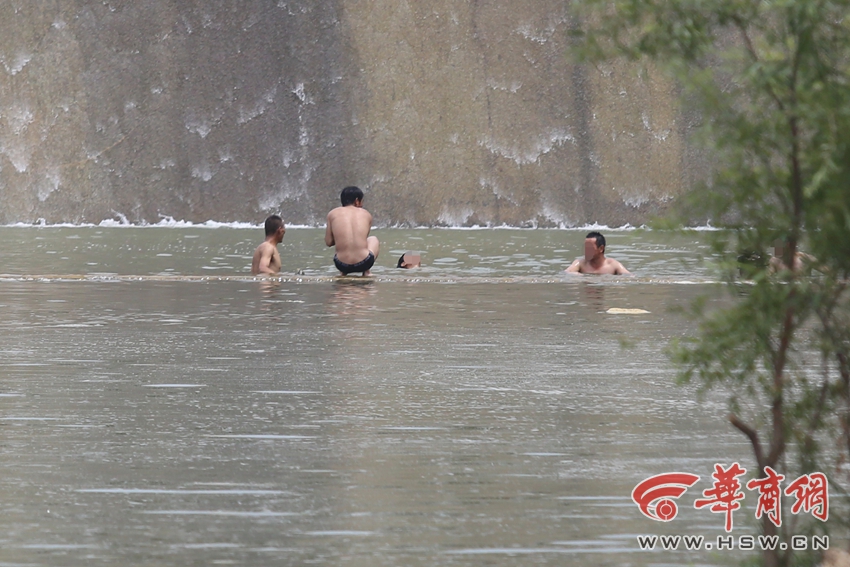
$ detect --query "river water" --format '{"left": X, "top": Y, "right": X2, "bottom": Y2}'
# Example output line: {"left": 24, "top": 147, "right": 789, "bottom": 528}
{"left": 0, "top": 226, "right": 757, "bottom": 566}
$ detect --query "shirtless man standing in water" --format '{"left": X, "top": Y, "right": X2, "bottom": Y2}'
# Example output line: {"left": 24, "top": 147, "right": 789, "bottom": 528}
{"left": 769, "top": 239, "right": 815, "bottom": 274}
{"left": 251, "top": 214, "right": 286, "bottom": 275}
{"left": 565, "top": 231, "right": 631, "bottom": 275}
{"left": 325, "top": 186, "right": 380, "bottom": 276}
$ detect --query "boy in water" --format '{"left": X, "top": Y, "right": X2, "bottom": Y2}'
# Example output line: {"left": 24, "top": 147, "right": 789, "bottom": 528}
{"left": 325, "top": 186, "right": 380, "bottom": 276}
{"left": 251, "top": 214, "right": 286, "bottom": 275}
{"left": 397, "top": 252, "right": 421, "bottom": 269}
{"left": 565, "top": 231, "right": 630, "bottom": 275}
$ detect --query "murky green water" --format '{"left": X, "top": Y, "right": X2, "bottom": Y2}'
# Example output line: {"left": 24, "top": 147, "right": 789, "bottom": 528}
{"left": 0, "top": 227, "right": 757, "bottom": 566}
{"left": 2, "top": 226, "right": 715, "bottom": 280}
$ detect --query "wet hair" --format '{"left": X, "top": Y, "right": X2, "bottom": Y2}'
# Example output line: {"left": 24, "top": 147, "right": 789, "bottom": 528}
{"left": 737, "top": 250, "right": 767, "bottom": 279}
{"left": 586, "top": 231, "right": 606, "bottom": 250}
{"left": 340, "top": 186, "right": 364, "bottom": 206}
{"left": 397, "top": 254, "right": 406, "bottom": 268}
{"left": 264, "top": 214, "right": 283, "bottom": 236}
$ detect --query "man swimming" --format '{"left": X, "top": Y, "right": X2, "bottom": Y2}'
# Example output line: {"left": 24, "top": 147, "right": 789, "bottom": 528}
{"left": 325, "top": 186, "right": 380, "bottom": 276}
{"left": 397, "top": 252, "right": 421, "bottom": 269}
{"left": 565, "top": 231, "right": 631, "bottom": 275}
{"left": 769, "top": 239, "right": 815, "bottom": 274}
{"left": 251, "top": 214, "right": 286, "bottom": 275}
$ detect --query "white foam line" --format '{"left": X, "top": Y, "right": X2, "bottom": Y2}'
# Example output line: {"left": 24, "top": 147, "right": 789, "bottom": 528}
{"left": 0, "top": 221, "right": 312, "bottom": 229}
{"left": 0, "top": 221, "right": 725, "bottom": 231}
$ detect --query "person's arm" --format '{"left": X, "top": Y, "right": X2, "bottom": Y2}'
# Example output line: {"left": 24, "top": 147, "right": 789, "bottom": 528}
{"left": 256, "top": 245, "right": 276, "bottom": 275}
{"left": 324, "top": 217, "right": 335, "bottom": 247}
{"left": 565, "top": 259, "right": 582, "bottom": 273}
{"left": 801, "top": 252, "right": 823, "bottom": 274}
{"left": 614, "top": 261, "right": 631, "bottom": 275}
{"left": 768, "top": 256, "right": 783, "bottom": 273}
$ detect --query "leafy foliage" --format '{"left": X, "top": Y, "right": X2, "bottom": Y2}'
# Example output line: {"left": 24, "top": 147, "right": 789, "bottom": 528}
{"left": 572, "top": 0, "right": 850, "bottom": 565}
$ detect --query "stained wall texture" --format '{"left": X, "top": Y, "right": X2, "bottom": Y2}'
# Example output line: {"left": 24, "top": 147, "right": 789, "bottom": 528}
{"left": 0, "top": 0, "right": 702, "bottom": 226}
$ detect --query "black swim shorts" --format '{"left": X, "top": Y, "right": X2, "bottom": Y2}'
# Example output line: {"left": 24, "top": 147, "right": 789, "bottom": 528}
{"left": 333, "top": 252, "right": 376, "bottom": 275}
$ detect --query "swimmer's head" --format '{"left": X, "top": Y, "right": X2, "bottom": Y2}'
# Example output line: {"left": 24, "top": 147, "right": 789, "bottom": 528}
{"left": 586, "top": 231, "right": 606, "bottom": 250}
{"left": 341, "top": 186, "right": 364, "bottom": 206}
{"left": 397, "top": 253, "right": 421, "bottom": 269}
{"left": 264, "top": 214, "right": 285, "bottom": 237}
{"left": 585, "top": 231, "right": 605, "bottom": 260}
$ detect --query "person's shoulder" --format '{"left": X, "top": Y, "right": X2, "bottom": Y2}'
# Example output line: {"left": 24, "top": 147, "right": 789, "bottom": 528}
{"left": 327, "top": 207, "right": 346, "bottom": 222}
{"left": 351, "top": 207, "right": 372, "bottom": 222}
{"left": 609, "top": 258, "right": 630, "bottom": 274}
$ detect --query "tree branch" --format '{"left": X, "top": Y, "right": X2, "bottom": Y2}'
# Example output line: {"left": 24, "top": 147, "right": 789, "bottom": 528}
{"left": 730, "top": 413, "right": 765, "bottom": 469}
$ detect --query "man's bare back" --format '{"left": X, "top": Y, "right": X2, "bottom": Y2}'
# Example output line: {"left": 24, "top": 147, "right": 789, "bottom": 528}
{"left": 251, "top": 215, "right": 285, "bottom": 275}
{"left": 325, "top": 186, "right": 380, "bottom": 276}
{"left": 565, "top": 232, "right": 630, "bottom": 275}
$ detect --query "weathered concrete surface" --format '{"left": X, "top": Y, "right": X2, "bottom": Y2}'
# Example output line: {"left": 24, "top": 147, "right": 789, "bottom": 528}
{"left": 0, "top": 0, "right": 700, "bottom": 226}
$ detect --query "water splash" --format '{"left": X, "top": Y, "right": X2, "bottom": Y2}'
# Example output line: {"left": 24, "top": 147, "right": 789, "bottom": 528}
{"left": 2, "top": 52, "right": 33, "bottom": 76}
{"left": 479, "top": 129, "right": 575, "bottom": 166}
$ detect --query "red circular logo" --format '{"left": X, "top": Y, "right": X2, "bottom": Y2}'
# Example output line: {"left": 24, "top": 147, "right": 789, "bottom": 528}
{"left": 656, "top": 499, "right": 677, "bottom": 521}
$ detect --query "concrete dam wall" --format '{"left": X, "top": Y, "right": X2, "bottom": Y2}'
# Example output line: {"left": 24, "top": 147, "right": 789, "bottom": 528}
{"left": 0, "top": 0, "right": 702, "bottom": 226}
